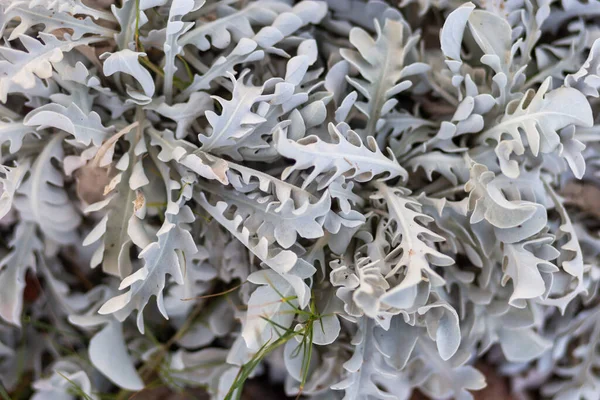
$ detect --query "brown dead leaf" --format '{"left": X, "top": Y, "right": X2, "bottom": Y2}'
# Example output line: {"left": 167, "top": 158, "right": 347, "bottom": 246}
{"left": 133, "top": 190, "right": 145, "bottom": 213}
{"left": 103, "top": 174, "right": 121, "bottom": 196}
{"left": 561, "top": 181, "right": 600, "bottom": 219}
{"left": 75, "top": 163, "right": 115, "bottom": 205}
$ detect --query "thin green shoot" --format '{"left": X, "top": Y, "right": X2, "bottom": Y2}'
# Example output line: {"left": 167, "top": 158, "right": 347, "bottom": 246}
{"left": 224, "top": 285, "right": 332, "bottom": 400}
{"left": 176, "top": 55, "right": 194, "bottom": 84}
{"left": 181, "top": 282, "right": 245, "bottom": 301}
{"left": 57, "top": 371, "right": 94, "bottom": 400}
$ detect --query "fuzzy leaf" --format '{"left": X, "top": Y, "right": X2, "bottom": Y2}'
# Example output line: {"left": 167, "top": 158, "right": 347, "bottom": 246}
{"left": 1, "top": 1, "right": 116, "bottom": 40}
{"left": 0, "top": 160, "right": 29, "bottom": 220}
{"left": 24, "top": 103, "right": 114, "bottom": 147}
{"left": 161, "top": 0, "right": 205, "bottom": 102}
{"left": 0, "top": 33, "right": 96, "bottom": 103}
{"left": 83, "top": 126, "right": 149, "bottom": 277}
{"left": 15, "top": 134, "right": 81, "bottom": 244}
{"left": 11, "top": 0, "right": 115, "bottom": 21}
{"left": 276, "top": 122, "right": 407, "bottom": 189}
{"left": 0, "top": 222, "right": 41, "bottom": 325}
{"left": 341, "top": 18, "right": 429, "bottom": 136}
{"left": 101, "top": 50, "right": 155, "bottom": 99}
{"left": 479, "top": 77, "right": 593, "bottom": 178}
{"left": 374, "top": 184, "right": 454, "bottom": 308}
{"left": 179, "top": 1, "right": 291, "bottom": 50}
{"left": 198, "top": 71, "right": 271, "bottom": 153}
{"left": 98, "top": 156, "right": 197, "bottom": 332}
{"left": 149, "top": 92, "right": 213, "bottom": 139}
{"left": 502, "top": 235, "right": 559, "bottom": 306}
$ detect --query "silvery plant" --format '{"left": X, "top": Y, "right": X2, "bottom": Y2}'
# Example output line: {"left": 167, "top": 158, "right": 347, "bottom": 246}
{"left": 2, "top": 0, "right": 600, "bottom": 399}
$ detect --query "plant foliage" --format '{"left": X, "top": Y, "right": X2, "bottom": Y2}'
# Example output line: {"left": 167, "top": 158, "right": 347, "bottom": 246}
{"left": 1, "top": 0, "right": 600, "bottom": 399}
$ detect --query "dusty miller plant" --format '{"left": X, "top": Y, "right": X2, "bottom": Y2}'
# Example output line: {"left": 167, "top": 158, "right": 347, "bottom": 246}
{"left": 1, "top": 0, "right": 600, "bottom": 399}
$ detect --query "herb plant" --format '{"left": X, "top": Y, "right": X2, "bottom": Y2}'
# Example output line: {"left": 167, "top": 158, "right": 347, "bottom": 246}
{"left": 1, "top": 0, "right": 600, "bottom": 399}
